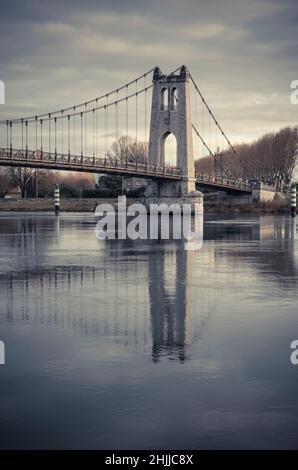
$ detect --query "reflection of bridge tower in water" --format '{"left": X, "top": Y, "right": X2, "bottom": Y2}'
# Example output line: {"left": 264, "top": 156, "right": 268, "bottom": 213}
{"left": 148, "top": 246, "right": 193, "bottom": 363}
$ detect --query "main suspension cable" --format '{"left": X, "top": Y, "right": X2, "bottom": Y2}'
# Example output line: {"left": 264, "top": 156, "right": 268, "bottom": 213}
{"left": 190, "top": 72, "right": 253, "bottom": 178}
{"left": 192, "top": 123, "right": 230, "bottom": 178}
{"left": 0, "top": 68, "right": 156, "bottom": 125}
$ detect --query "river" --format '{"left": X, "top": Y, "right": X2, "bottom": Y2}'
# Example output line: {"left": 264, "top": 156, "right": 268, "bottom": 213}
{"left": 0, "top": 212, "right": 297, "bottom": 449}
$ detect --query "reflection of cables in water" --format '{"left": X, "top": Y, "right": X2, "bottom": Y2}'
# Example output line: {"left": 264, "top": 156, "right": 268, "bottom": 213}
{"left": 1, "top": 265, "right": 149, "bottom": 349}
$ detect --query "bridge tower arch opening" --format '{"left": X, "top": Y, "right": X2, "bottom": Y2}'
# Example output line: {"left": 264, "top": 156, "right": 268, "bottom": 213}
{"left": 146, "top": 65, "right": 203, "bottom": 210}
{"left": 162, "top": 131, "right": 177, "bottom": 168}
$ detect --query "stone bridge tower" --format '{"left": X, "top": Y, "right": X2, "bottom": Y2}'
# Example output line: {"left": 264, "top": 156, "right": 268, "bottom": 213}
{"left": 145, "top": 65, "right": 202, "bottom": 209}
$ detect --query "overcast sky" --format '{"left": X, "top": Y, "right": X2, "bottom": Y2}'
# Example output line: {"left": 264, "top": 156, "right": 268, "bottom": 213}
{"left": 0, "top": 0, "right": 297, "bottom": 145}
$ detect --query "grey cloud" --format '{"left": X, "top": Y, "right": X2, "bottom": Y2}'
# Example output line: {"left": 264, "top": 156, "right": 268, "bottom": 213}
{"left": 0, "top": 0, "right": 297, "bottom": 144}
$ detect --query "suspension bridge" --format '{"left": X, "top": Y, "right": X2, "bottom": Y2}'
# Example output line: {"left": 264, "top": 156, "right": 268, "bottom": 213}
{"left": 0, "top": 65, "right": 262, "bottom": 201}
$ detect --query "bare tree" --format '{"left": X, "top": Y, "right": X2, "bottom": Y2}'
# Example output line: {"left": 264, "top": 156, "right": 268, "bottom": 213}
{"left": 0, "top": 168, "right": 15, "bottom": 197}
{"left": 9, "top": 168, "right": 35, "bottom": 198}
{"left": 110, "top": 136, "right": 148, "bottom": 163}
{"left": 196, "top": 126, "right": 298, "bottom": 189}
{"left": 8, "top": 168, "right": 56, "bottom": 198}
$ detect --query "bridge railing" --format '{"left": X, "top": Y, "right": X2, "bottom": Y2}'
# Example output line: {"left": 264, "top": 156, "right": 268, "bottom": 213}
{"left": 0, "top": 148, "right": 181, "bottom": 178}
{"left": 196, "top": 172, "right": 252, "bottom": 190}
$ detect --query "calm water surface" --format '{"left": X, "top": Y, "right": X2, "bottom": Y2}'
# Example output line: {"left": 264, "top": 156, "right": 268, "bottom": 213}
{"left": 0, "top": 212, "right": 297, "bottom": 449}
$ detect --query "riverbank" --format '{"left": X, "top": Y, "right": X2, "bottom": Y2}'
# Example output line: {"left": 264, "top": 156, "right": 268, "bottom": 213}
{"left": 0, "top": 198, "right": 130, "bottom": 212}
{"left": 204, "top": 199, "right": 290, "bottom": 214}
{"left": 0, "top": 196, "right": 293, "bottom": 214}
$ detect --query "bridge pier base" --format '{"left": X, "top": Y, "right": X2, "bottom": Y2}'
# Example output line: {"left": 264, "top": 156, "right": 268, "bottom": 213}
{"left": 144, "top": 179, "right": 203, "bottom": 214}
{"left": 143, "top": 194, "right": 203, "bottom": 215}
{"left": 251, "top": 182, "right": 277, "bottom": 203}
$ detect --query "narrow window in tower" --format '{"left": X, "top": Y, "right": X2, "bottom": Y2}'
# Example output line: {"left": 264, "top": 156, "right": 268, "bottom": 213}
{"left": 161, "top": 87, "right": 168, "bottom": 110}
{"left": 171, "top": 87, "right": 178, "bottom": 110}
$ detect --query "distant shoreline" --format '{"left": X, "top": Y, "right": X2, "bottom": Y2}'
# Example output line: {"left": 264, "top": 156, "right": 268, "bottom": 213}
{"left": 0, "top": 197, "right": 292, "bottom": 215}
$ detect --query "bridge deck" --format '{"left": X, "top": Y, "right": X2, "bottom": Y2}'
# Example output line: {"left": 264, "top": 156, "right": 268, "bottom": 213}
{"left": 0, "top": 148, "right": 181, "bottom": 180}
{"left": 196, "top": 174, "right": 252, "bottom": 193}
{"left": 0, "top": 148, "right": 253, "bottom": 193}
